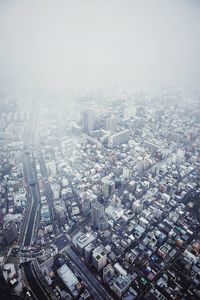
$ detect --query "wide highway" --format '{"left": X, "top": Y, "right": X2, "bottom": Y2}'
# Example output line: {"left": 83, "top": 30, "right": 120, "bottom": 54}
{"left": 23, "top": 154, "right": 40, "bottom": 247}
{"left": 23, "top": 262, "right": 50, "bottom": 300}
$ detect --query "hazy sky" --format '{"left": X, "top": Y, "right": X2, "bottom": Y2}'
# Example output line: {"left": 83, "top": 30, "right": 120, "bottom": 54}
{"left": 0, "top": 0, "right": 200, "bottom": 90}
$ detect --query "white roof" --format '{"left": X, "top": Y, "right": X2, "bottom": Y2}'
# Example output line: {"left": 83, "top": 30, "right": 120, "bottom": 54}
{"left": 57, "top": 264, "right": 78, "bottom": 291}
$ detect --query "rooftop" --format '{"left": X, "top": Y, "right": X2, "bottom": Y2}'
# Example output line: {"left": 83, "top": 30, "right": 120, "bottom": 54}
{"left": 57, "top": 263, "right": 79, "bottom": 292}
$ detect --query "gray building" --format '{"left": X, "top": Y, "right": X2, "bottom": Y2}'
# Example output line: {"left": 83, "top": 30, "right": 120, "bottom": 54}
{"left": 108, "top": 129, "right": 129, "bottom": 148}
{"left": 84, "top": 243, "right": 95, "bottom": 262}
{"left": 83, "top": 110, "right": 95, "bottom": 134}
{"left": 91, "top": 201, "right": 104, "bottom": 229}
{"left": 111, "top": 274, "right": 132, "bottom": 298}
{"left": 103, "top": 264, "right": 114, "bottom": 283}
{"left": 72, "top": 232, "right": 96, "bottom": 255}
{"left": 57, "top": 264, "right": 79, "bottom": 297}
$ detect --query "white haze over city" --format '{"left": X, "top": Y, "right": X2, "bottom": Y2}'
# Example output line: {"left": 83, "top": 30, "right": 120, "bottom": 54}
{"left": 0, "top": 0, "right": 200, "bottom": 91}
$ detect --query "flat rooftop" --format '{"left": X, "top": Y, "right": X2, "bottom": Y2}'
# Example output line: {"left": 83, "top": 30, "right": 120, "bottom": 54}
{"left": 57, "top": 263, "right": 79, "bottom": 292}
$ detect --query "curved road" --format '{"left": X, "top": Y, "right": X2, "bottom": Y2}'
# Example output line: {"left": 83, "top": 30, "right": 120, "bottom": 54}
{"left": 23, "top": 262, "right": 49, "bottom": 300}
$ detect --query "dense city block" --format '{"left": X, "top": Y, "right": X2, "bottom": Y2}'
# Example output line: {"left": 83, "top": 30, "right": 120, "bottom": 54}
{"left": 0, "top": 87, "right": 200, "bottom": 299}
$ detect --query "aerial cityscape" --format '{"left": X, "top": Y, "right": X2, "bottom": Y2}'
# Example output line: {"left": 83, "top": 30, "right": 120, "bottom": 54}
{"left": 0, "top": 1, "right": 200, "bottom": 300}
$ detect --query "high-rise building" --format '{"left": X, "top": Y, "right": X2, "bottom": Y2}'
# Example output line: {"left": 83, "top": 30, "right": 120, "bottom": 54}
{"left": 83, "top": 110, "right": 95, "bottom": 134}
{"left": 103, "top": 264, "right": 114, "bottom": 283}
{"left": 98, "top": 215, "right": 108, "bottom": 231}
{"left": 84, "top": 243, "right": 95, "bottom": 262}
{"left": 71, "top": 122, "right": 82, "bottom": 136}
{"left": 92, "top": 245, "right": 107, "bottom": 271}
{"left": 81, "top": 198, "right": 92, "bottom": 216}
{"left": 106, "top": 117, "right": 116, "bottom": 133}
{"left": 132, "top": 200, "right": 143, "bottom": 214}
{"left": 79, "top": 191, "right": 97, "bottom": 216}
{"left": 102, "top": 178, "right": 115, "bottom": 198}
{"left": 91, "top": 201, "right": 104, "bottom": 229}
{"left": 2, "top": 222, "right": 18, "bottom": 245}
{"left": 122, "top": 167, "right": 132, "bottom": 179}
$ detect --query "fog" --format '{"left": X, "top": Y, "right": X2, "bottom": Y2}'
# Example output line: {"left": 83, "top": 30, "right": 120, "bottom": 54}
{"left": 0, "top": 0, "right": 200, "bottom": 91}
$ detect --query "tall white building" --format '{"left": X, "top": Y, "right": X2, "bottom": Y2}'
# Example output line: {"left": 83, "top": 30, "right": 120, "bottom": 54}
{"left": 91, "top": 201, "right": 104, "bottom": 229}
{"left": 83, "top": 110, "right": 95, "bottom": 134}
{"left": 92, "top": 245, "right": 107, "bottom": 271}
{"left": 132, "top": 199, "right": 143, "bottom": 214}
{"left": 106, "top": 117, "right": 116, "bottom": 133}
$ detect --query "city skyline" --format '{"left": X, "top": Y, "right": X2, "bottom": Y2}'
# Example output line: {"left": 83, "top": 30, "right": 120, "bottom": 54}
{"left": 0, "top": 1, "right": 200, "bottom": 300}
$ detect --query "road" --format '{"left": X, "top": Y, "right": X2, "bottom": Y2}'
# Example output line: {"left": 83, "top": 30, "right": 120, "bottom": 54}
{"left": 23, "top": 185, "right": 40, "bottom": 246}
{"left": 43, "top": 181, "right": 58, "bottom": 234}
{"left": 20, "top": 98, "right": 40, "bottom": 247}
{"left": 25, "top": 153, "right": 37, "bottom": 185}
{"left": 22, "top": 154, "right": 40, "bottom": 247}
{"left": 66, "top": 247, "right": 112, "bottom": 300}
{"left": 23, "top": 262, "right": 50, "bottom": 300}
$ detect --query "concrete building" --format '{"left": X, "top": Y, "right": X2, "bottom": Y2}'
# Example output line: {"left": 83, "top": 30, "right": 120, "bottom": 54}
{"left": 92, "top": 245, "right": 107, "bottom": 271}
{"left": 127, "top": 180, "right": 137, "bottom": 192}
{"left": 81, "top": 198, "right": 92, "bottom": 216}
{"left": 139, "top": 217, "right": 149, "bottom": 229}
{"left": 132, "top": 200, "right": 143, "bottom": 214}
{"left": 84, "top": 243, "right": 95, "bottom": 262}
{"left": 102, "top": 177, "right": 115, "bottom": 199}
{"left": 106, "top": 117, "right": 116, "bottom": 133}
{"left": 111, "top": 274, "right": 132, "bottom": 298}
{"left": 108, "top": 129, "right": 129, "bottom": 148}
{"left": 57, "top": 264, "right": 79, "bottom": 297}
{"left": 51, "top": 183, "right": 61, "bottom": 200}
{"left": 83, "top": 110, "right": 95, "bottom": 134}
{"left": 71, "top": 123, "right": 82, "bottom": 136}
{"left": 3, "top": 263, "right": 17, "bottom": 282}
{"left": 81, "top": 134, "right": 102, "bottom": 148}
{"left": 72, "top": 232, "right": 96, "bottom": 255}
{"left": 91, "top": 201, "right": 104, "bottom": 229}
{"left": 105, "top": 205, "right": 124, "bottom": 222}
{"left": 157, "top": 243, "right": 172, "bottom": 259}
{"left": 79, "top": 190, "right": 97, "bottom": 216}
{"left": 114, "top": 263, "right": 127, "bottom": 276}
{"left": 103, "top": 264, "right": 114, "bottom": 282}
{"left": 98, "top": 215, "right": 108, "bottom": 231}
{"left": 143, "top": 140, "right": 160, "bottom": 152}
